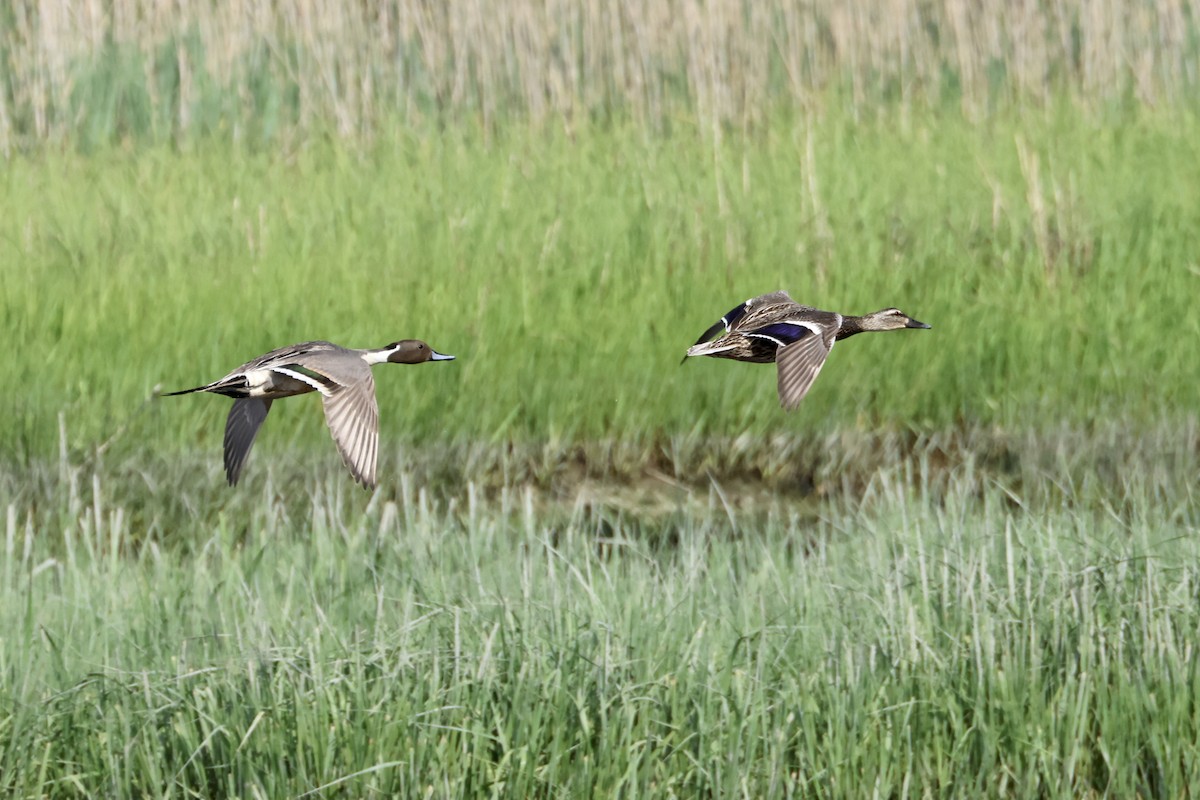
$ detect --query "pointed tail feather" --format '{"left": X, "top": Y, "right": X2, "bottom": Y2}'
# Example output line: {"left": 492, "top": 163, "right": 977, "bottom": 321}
{"left": 160, "top": 385, "right": 208, "bottom": 397}
{"left": 161, "top": 375, "right": 250, "bottom": 399}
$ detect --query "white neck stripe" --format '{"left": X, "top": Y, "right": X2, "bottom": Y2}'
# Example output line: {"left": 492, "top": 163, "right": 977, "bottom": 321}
{"left": 362, "top": 347, "right": 394, "bottom": 365}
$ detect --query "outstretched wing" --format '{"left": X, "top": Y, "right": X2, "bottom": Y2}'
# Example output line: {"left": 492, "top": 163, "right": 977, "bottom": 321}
{"left": 775, "top": 327, "right": 837, "bottom": 410}
{"left": 224, "top": 398, "right": 273, "bottom": 485}
{"left": 320, "top": 376, "right": 380, "bottom": 489}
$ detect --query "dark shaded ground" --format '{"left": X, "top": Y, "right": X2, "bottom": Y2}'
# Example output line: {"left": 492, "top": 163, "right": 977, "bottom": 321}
{"left": 7, "top": 421, "right": 1195, "bottom": 539}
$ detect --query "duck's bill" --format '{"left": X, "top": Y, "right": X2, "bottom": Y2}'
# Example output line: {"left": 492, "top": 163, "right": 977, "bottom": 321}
{"left": 905, "top": 318, "right": 932, "bottom": 329}
{"left": 430, "top": 351, "right": 456, "bottom": 361}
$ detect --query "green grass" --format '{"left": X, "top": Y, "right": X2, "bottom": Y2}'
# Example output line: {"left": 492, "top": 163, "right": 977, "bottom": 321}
{"left": 3, "top": 108, "right": 1199, "bottom": 467}
{"left": 5, "top": 98, "right": 1200, "bottom": 796}
{"left": 2, "top": 453, "right": 1198, "bottom": 797}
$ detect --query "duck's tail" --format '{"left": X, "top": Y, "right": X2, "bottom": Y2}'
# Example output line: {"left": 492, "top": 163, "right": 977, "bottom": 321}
{"left": 685, "top": 340, "right": 739, "bottom": 359}
{"left": 160, "top": 385, "right": 208, "bottom": 397}
{"left": 162, "top": 375, "right": 251, "bottom": 398}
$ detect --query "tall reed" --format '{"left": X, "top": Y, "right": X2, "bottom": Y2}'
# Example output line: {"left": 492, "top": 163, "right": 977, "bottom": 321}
{"left": 3, "top": 0, "right": 1199, "bottom": 151}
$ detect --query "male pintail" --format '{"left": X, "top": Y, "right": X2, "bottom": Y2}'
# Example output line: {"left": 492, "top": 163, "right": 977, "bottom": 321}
{"left": 164, "top": 340, "right": 454, "bottom": 487}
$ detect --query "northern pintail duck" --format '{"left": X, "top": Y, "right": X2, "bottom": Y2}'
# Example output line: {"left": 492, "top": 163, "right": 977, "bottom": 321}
{"left": 164, "top": 340, "right": 454, "bottom": 487}
{"left": 685, "top": 291, "right": 930, "bottom": 410}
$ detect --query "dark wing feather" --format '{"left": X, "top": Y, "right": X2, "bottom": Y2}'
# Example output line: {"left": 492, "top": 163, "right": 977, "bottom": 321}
{"left": 689, "top": 318, "right": 729, "bottom": 349}
{"left": 719, "top": 300, "right": 753, "bottom": 330}
{"left": 224, "top": 398, "right": 272, "bottom": 485}
{"left": 683, "top": 297, "right": 761, "bottom": 363}
{"left": 688, "top": 299, "right": 750, "bottom": 347}
{"left": 747, "top": 322, "right": 817, "bottom": 347}
{"left": 320, "top": 376, "right": 380, "bottom": 489}
{"left": 775, "top": 333, "right": 835, "bottom": 411}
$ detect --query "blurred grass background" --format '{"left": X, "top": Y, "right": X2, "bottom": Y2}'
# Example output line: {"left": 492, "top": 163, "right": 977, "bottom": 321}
{"left": 3, "top": 0, "right": 1199, "bottom": 467}
{"left": 3, "top": 111, "right": 1198, "bottom": 464}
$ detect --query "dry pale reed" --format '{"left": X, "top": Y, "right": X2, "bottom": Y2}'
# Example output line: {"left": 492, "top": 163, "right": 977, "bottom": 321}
{"left": 1, "top": 0, "right": 1198, "bottom": 151}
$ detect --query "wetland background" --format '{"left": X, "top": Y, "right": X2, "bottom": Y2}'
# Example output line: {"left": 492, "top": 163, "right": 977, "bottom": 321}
{"left": 2, "top": 1, "right": 1200, "bottom": 796}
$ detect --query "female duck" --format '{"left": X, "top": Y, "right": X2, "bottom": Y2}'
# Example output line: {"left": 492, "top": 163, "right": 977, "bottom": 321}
{"left": 685, "top": 291, "right": 930, "bottom": 410}
{"left": 164, "top": 339, "right": 454, "bottom": 488}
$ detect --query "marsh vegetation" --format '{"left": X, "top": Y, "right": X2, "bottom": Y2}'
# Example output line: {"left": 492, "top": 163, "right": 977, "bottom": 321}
{"left": 2, "top": 1, "right": 1200, "bottom": 796}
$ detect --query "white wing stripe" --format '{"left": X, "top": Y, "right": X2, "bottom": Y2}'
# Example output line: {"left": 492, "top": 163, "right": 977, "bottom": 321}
{"left": 746, "top": 333, "right": 786, "bottom": 348}
{"left": 271, "top": 367, "right": 335, "bottom": 396}
{"left": 774, "top": 319, "right": 825, "bottom": 336}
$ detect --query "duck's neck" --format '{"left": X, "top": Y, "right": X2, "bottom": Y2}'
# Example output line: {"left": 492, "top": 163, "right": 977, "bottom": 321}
{"left": 836, "top": 315, "right": 867, "bottom": 340}
{"left": 362, "top": 347, "right": 394, "bottom": 365}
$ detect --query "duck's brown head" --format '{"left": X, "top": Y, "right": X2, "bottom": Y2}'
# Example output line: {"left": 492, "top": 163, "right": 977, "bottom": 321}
{"left": 385, "top": 340, "right": 456, "bottom": 364}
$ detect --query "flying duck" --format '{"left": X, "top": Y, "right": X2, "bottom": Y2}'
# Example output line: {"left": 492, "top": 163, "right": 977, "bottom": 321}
{"left": 164, "top": 339, "right": 454, "bottom": 487}
{"left": 685, "top": 291, "right": 929, "bottom": 409}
